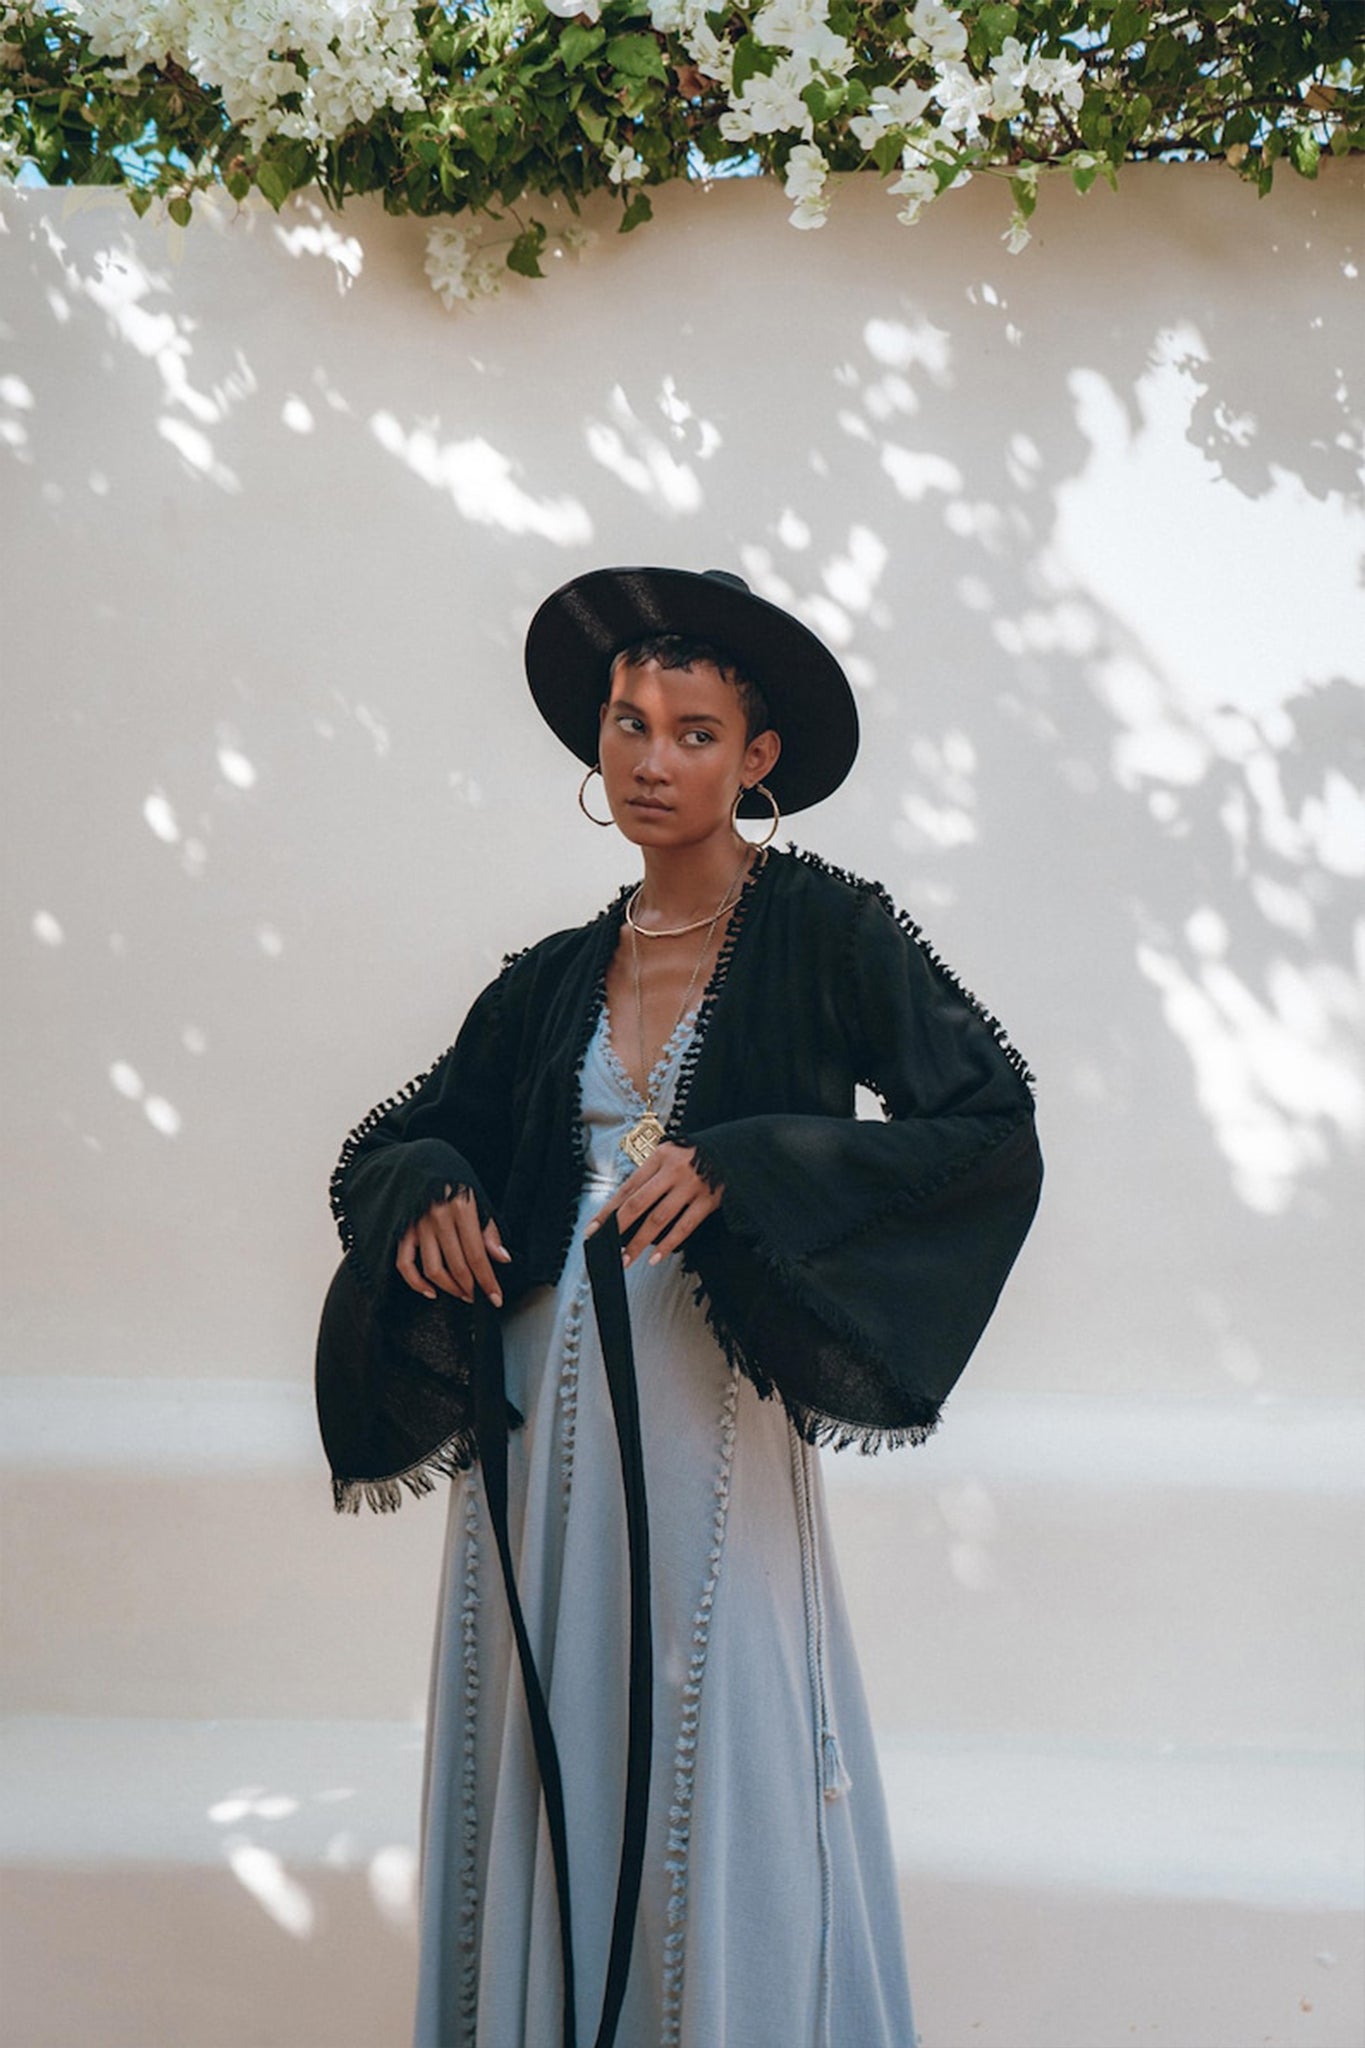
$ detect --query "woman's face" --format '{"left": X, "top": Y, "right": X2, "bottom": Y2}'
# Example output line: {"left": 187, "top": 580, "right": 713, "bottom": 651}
{"left": 598, "top": 656, "right": 781, "bottom": 849}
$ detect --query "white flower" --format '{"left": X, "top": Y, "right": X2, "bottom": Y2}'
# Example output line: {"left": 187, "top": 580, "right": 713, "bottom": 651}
{"left": 907, "top": 0, "right": 967, "bottom": 63}
{"left": 932, "top": 59, "right": 994, "bottom": 137}
{"left": 752, "top": 0, "right": 851, "bottom": 72}
{"left": 424, "top": 222, "right": 503, "bottom": 310}
{"left": 988, "top": 35, "right": 1030, "bottom": 119}
{"left": 721, "top": 51, "right": 817, "bottom": 138}
{"left": 889, "top": 160, "right": 938, "bottom": 225}
{"left": 546, "top": 0, "right": 601, "bottom": 17}
{"left": 783, "top": 140, "right": 829, "bottom": 227}
{"left": 648, "top": 0, "right": 734, "bottom": 83}
{"left": 789, "top": 193, "right": 830, "bottom": 229}
{"left": 604, "top": 139, "right": 647, "bottom": 184}
{"left": 72, "top": 0, "right": 427, "bottom": 151}
{"left": 718, "top": 105, "right": 756, "bottom": 143}
{"left": 753, "top": 0, "right": 824, "bottom": 43}
{"left": 848, "top": 80, "right": 933, "bottom": 149}
{"left": 1027, "top": 49, "right": 1085, "bottom": 112}
{"left": 1002, "top": 210, "right": 1031, "bottom": 253}
{"left": 686, "top": 23, "right": 735, "bottom": 86}
{"left": 783, "top": 139, "right": 827, "bottom": 201}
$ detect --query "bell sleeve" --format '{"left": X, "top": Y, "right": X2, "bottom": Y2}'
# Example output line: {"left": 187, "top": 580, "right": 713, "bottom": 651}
{"left": 678, "top": 888, "right": 1043, "bottom": 1449}
{"left": 315, "top": 967, "right": 516, "bottom": 1511}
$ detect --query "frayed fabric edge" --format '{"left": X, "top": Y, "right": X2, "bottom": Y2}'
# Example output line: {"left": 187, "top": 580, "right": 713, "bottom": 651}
{"left": 332, "top": 1425, "right": 479, "bottom": 1515}
{"left": 682, "top": 1257, "right": 943, "bottom": 1458}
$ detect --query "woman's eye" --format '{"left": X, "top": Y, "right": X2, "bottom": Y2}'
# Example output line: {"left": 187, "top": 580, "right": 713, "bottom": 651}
{"left": 615, "top": 713, "right": 644, "bottom": 733}
{"left": 682, "top": 730, "right": 714, "bottom": 745}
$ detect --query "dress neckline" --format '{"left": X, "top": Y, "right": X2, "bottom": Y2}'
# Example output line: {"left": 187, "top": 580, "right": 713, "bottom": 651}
{"left": 598, "top": 1002, "right": 697, "bottom": 1119}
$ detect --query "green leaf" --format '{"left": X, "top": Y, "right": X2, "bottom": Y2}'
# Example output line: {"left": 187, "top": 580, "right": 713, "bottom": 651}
{"left": 560, "top": 22, "right": 605, "bottom": 71}
{"left": 977, "top": 5, "right": 1018, "bottom": 55}
{"left": 801, "top": 78, "right": 843, "bottom": 123}
{"left": 128, "top": 187, "right": 154, "bottom": 217}
{"left": 1078, "top": 95, "right": 1112, "bottom": 150}
{"left": 1109, "top": 0, "right": 1145, "bottom": 54}
{"left": 225, "top": 170, "right": 252, "bottom": 201}
{"left": 619, "top": 188, "right": 653, "bottom": 233}
{"left": 1289, "top": 127, "right": 1320, "bottom": 176}
{"left": 604, "top": 33, "right": 667, "bottom": 82}
{"left": 507, "top": 222, "right": 547, "bottom": 277}
{"left": 1070, "top": 158, "right": 1099, "bottom": 193}
{"left": 872, "top": 130, "right": 903, "bottom": 174}
{"left": 256, "top": 160, "right": 291, "bottom": 209}
{"left": 1147, "top": 30, "right": 1179, "bottom": 74}
{"left": 167, "top": 193, "right": 192, "bottom": 227}
{"left": 463, "top": 114, "right": 499, "bottom": 164}
{"left": 730, "top": 34, "right": 775, "bottom": 96}
{"left": 1009, "top": 173, "right": 1037, "bottom": 218}
{"left": 577, "top": 104, "right": 607, "bottom": 145}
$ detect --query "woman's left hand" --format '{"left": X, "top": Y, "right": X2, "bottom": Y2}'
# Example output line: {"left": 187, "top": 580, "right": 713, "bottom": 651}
{"left": 584, "top": 1142, "right": 724, "bottom": 1266}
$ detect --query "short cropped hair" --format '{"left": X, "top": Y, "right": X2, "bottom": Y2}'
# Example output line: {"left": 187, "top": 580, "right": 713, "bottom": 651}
{"left": 610, "top": 634, "right": 774, "bottom": 744}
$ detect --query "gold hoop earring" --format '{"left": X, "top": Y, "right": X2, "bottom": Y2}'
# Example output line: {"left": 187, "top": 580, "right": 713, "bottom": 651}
{"left": 577, "top": 763, "right": 614, "bottom": 827}
{"left": 733, "top": 781, "right": 781, "bottom": 850}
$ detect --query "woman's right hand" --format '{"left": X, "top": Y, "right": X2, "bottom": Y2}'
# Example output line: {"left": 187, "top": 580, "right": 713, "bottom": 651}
{"left": 396, "top": 1185, "right": 512, "bottom": 1307}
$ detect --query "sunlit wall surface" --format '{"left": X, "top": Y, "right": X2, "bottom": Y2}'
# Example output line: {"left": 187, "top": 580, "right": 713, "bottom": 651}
{"left": 1, "top": 164, "right": 1362, "bottom": 2048}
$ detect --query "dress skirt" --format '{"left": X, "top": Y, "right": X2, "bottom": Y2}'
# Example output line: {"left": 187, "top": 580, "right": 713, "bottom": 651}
{"left": 412, "top": 1004, "right": 918, "bottom": 2048}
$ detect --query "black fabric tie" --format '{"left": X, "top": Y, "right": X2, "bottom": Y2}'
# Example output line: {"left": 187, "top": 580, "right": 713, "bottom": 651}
{"left": 471, "top": 1212, "right": 654, "bottom": 2048}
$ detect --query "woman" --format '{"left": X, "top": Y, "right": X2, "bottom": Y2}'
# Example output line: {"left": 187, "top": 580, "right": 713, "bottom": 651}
{"left": 316, "top": 565, "right": 1043, "bottom": 2048}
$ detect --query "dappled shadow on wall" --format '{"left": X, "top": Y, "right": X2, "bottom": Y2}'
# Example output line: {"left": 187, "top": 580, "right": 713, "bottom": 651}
{"left": 2, "top": 174, "right": 1361, "bottom": 1383}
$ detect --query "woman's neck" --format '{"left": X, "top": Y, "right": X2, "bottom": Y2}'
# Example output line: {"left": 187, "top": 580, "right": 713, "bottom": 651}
{"left": 635, "top": 834, "right": 755, "bottom": 927}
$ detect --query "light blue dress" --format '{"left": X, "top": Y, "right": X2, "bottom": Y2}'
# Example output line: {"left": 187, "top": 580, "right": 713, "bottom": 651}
{"left": 413, "top": 1002, "right": 917, "bottom": 2048}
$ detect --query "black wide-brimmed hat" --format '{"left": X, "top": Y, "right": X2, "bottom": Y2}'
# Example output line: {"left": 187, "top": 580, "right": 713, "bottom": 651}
{"left": 524, "top": 565, "right": 859, "bottom": 817}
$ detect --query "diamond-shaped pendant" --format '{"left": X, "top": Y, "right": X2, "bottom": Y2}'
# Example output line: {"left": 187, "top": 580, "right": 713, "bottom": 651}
{"left": 621, "top": 1111, "right": 666, "bottom": 1166}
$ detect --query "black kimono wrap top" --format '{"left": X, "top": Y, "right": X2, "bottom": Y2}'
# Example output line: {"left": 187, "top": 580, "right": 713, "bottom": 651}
{"left": 317, "top": 845, "right": 1043, "bottom": 1512}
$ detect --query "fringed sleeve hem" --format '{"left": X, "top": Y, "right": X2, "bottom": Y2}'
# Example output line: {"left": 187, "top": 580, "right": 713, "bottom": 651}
{"left": 316, "top": 969, "right": 517, "bottom": 1512}
{"left": 677, "top": 879, "right": 1043, "bottom": 1445}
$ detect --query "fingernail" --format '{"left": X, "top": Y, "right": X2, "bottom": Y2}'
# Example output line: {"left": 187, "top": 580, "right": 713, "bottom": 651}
{"left": 621, "top": 1250, "right": 631, "bottom": 1267}
{"left": 648, "top": 1251, "right": 663, "bottom": 1266}
{"left": 424, "top": 1289, "right": 437, "bottom": 1300}
{"left": 491, "top": 1291, "right": 503, "bottom": 1308}
{"left": 583, "top": 1221, "right": 597, "bottom": 1236}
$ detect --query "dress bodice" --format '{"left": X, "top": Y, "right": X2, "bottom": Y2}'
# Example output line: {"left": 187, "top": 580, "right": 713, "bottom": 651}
{"left": 581, "top": 1001, "right": 699, "bottom": 1190}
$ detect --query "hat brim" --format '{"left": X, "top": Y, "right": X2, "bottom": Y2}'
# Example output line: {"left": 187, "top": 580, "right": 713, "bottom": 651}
{"left": 524, "top": 566, "right": 859, "bottom": 817}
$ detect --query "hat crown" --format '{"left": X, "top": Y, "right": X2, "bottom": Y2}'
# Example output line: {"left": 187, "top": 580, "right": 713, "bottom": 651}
{"left": 524, "top": 563, "right": 860, "bottom": 816}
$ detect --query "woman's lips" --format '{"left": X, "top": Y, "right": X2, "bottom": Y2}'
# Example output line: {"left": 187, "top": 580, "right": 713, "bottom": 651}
{"left": 628, "top": 797, "right": 672, "bottom": 812}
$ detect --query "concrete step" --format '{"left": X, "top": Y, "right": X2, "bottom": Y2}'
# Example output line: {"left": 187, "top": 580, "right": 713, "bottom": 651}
{"left": 3, "top": 1381, "right": 1362, "bottom": 1747}
{"left": 1, "top": 1716, "right": 1361, "bottom": 2048}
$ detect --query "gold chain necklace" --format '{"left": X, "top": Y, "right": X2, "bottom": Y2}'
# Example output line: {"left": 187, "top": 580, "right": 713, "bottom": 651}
{"left": 620, "top": 848, "right": 752, "bottom": 1167}
{"left": 624, "top": 873, "right": 746, "bottom": 938}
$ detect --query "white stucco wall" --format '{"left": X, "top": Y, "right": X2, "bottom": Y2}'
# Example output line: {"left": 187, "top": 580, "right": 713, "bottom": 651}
{"left": 1, "top": 161, "right": 1362, "bottom": 2047}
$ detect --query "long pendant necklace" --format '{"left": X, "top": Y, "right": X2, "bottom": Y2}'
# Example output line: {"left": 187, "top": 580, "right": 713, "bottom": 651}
{"left": 620, "top": 848, "right": 751, "bottom": 1167}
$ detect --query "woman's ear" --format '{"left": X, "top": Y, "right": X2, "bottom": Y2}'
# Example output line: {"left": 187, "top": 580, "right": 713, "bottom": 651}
{"left": 744, "top": 727, "right": 782, "bottom": 785}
